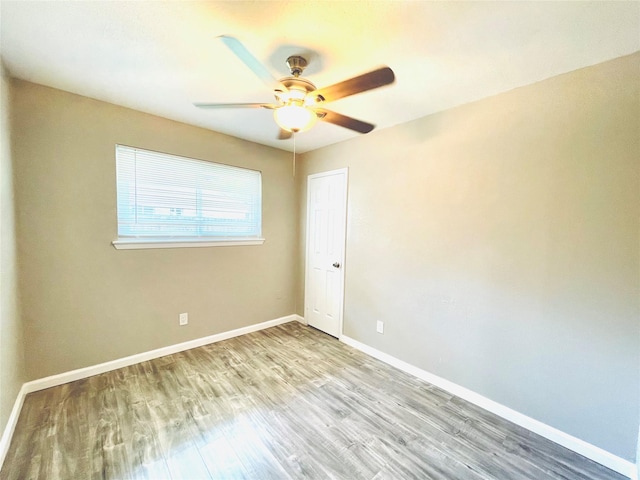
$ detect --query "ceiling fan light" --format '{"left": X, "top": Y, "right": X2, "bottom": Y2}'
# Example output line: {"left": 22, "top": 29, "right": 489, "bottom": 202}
{"left": 274, "top": 105, "right": 317, "bottom": 133}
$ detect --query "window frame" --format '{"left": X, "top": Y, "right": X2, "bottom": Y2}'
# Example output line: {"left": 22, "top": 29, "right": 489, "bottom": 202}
{"left": 112, "top": 145, "right": 265, "bottom": 250}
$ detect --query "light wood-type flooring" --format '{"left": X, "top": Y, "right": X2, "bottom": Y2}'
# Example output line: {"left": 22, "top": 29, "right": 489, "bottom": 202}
{"left": 0, "top": 321, "right": 626, "bottom": 479}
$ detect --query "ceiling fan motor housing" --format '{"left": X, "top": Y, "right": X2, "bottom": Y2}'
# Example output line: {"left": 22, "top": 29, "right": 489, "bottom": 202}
{"left": 277, "top": 77, "right": 317, "bottom": 106}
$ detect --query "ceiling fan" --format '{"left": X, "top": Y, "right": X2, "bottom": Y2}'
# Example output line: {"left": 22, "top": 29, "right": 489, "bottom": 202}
{"left": 194, "top": 36, "right": 396, "bottom": 138}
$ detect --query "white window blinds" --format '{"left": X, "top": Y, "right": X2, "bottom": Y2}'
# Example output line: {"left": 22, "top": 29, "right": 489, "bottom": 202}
{"left": 116, "top": 145, "right": 262, "bottom": 240}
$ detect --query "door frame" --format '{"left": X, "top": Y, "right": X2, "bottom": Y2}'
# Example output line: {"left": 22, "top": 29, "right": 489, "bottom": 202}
{"left": 304, "top": 167, "right": 349, "bottom": 339}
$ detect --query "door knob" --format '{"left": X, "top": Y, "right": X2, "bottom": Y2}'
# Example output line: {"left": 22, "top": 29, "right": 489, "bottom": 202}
{"left": 332, "top": 262, "right": 341, "bottom": 268}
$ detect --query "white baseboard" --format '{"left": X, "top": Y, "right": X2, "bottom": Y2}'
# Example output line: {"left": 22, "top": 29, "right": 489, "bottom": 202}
{"left": 0, "top": 384, "right": 28, "bottom": 470}
{"left": 22, "top": 314, "right": 300, "bottom": 394}
{"left": 0, "top": 314, "right": 301, "bottom": 471}
{"left": 340, "top": 334, "right": 636, "bottom": 480}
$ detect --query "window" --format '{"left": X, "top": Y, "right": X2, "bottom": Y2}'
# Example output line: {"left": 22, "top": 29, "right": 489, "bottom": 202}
{"left": 112, "top": 145, "right": 263, "bottom": 249}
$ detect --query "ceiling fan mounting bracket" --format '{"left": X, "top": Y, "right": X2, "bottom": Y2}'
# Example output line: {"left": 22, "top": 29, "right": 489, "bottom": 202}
{"left": 286, "top": 55, "right": 308, "bottom": 77}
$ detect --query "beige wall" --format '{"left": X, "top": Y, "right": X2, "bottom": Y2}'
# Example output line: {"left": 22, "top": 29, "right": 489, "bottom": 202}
{"left": 297, "top": 53, "right": 640, "bottom": 461}
{"left": 11, "top": 80, "right": 296, "bottom": 380}
{"left": 0, "top": 66, "right": 26, "bottom": 436}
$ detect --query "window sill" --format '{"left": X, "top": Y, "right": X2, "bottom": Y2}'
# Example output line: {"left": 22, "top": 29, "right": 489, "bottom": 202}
{"left": 112, "top": 238, "right": 265, "bottom": 250}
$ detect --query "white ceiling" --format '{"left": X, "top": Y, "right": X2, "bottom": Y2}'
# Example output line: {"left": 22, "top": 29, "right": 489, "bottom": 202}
{"left": 1, "top": 1, "right": 638, "bottom": 153}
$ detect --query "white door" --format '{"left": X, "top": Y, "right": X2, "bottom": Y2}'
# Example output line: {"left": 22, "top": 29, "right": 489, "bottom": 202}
{"left": 305, "top": 168, "right": 348, "bottom": 338}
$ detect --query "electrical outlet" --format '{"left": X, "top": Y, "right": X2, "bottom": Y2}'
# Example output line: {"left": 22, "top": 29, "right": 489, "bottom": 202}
{"left": 376, "top": 320, "right": 384, "bottom": 334}
{"left": 179, "top": 313, "right": 188, "bottom": 326}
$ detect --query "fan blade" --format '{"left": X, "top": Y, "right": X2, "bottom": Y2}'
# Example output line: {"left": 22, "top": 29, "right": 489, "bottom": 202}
{"left": 218, "top": 35, "right": 281, "bottom": 90}
{"left": 277, "top": 129, "right": 293, "bottom": 140}
{"left": 311, "top": 67, "right": 395, "bottom": 103}
{"left": 194, "top": 102, "right": 277, "bottom": 109}
{"left": 315, "top": 108, "right": 375, "bottom": 134}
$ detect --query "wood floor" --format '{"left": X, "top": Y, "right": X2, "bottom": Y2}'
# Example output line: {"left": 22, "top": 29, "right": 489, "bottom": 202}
{"left": 0, "top": 322, "right": 625, "bottom": 480}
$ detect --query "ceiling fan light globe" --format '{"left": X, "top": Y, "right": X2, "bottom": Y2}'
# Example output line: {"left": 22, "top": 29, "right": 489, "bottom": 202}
{"left": 274, "top": 105, "right": 317, "bottom": 133}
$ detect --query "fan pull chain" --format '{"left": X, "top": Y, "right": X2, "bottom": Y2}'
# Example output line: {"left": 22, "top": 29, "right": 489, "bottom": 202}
{"left": 292, "top": 132, "right": 296, "bottom": 177}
